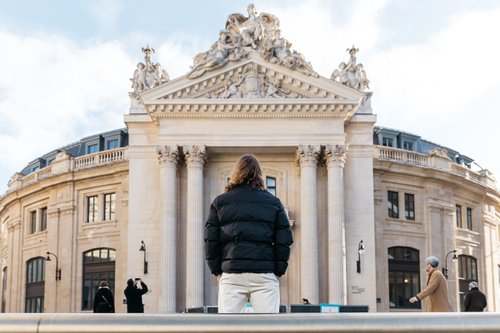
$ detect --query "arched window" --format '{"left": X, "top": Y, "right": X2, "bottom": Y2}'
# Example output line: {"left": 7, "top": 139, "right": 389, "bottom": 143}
{"left": 458, "top": 255, "right": 477, "bottom": 311}
{"left": 25, "top": 257, "right": 45, "bottom": 313}
{"left": 2, "top": 267, "right": 7, "bottom": 312}
{"left": 82, "top": 248, "right": 116, "bottom": 311}
{"left": 388, "top": 247, "right": 420, "bottom": 309}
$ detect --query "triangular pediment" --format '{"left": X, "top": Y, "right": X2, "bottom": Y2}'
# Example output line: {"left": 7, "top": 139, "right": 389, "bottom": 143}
{"left": 138, "top": 53, "right": 365, "bottom": 118}
{"left": 142, "top": 52, "right": 362, "bottom": 101}
{"left": 134, "top": 2, "right": 370, "bottom": 119}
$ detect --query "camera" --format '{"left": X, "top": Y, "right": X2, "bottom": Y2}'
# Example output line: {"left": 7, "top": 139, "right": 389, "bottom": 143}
{"left": 135, "top": 278, "right": 140, "bottom": 281}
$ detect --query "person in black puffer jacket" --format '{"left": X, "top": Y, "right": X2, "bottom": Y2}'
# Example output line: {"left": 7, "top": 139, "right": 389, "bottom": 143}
{"left": 204, "top": 154, "right": 293, "bottom": 313}
{"left": 464, "top": 281, "right": 487, "bottom": 311}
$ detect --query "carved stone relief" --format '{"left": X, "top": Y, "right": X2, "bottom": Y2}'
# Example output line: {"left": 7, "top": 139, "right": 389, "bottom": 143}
{"left": 161, "top": 63, "right": 335, "bottom": 100}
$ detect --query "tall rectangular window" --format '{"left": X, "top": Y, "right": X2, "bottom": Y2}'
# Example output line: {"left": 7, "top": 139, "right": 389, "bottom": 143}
{"left": 458, "top": 255, "right": 478, "bottom": 311}
{"left": 30, "top": 211, "right": 37, "bottom": 234}
{"left": 388, "top": 191, "right": 399, "bottom": 218}
{"left": 25, "top": 258, "right": 45, "bottom": 313}
{"left": 103, "top": 193, "right": 116, "bottom": 221}
{"left": 266, "top": 177, "right": 276, "bottom": 196}
{"left": 456, "top": 205, "right": 462, "bottom": 228}
{"left": 2, "top": 267, "right": 7, "bottom": 313}
{"left": 87, "top": 196, "right": 98, "bottom": 223}
{"left": 404, "top": 193, "right": 415, "bottom": 220}
{"left": 39, "top": 208, "right": 47, "bottom": 231}
{"left": 466, "top": 207, "right": 472, "bottom": 230}
{"left": 388, "top": 247, "right": 420, "bottom": 309}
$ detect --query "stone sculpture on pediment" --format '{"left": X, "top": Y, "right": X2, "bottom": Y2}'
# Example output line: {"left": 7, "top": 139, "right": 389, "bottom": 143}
{"left": 331, "top": 46, "right": 370, "bottom": 91}
{"left": 130, "top": 46, "right": 170, "bottom": 94}
{"left": 187, "top": 4, "right": 318, "bottom": 79}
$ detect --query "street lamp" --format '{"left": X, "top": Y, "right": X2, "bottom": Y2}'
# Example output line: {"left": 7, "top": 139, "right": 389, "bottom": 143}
{"left": 356, "top": 240, "right": 365, "bottom": 274}
{"left": 139, "top": 240, "right": 148, "bottom": 274}
{"left": 45, "top": 251, "right": 61, "bottom": 281}
{"left": 442, "top": 250, "right": 458, "bottom": 279}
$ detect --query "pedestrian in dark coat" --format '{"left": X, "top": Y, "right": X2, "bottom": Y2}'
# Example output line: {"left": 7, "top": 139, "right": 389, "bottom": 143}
{"left": 124, "top": 278, "right": 149, "bottom": 313}
{"left": 464, "top": 281, "right": 487, "bottom": 311}
{"left": 204, "top": 154, "right": 293, "bottom": 313}
{"left": 93, "top": 280, "right": 115, "bottom": 313}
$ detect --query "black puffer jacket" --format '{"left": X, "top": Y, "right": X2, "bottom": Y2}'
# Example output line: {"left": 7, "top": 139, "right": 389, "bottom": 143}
{"left": 204, "top": 183, "right": 293, "bottom": 277}
{"left": 464, "top": 288, "right": 487, "bottom": 311}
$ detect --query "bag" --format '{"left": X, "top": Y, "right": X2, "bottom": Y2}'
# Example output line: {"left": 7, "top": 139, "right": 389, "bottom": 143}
{"left": 96, "top": 302, "right": 112, "bottom": 313}
{"left": 96, "top": 295, "right": 112, "bottom": 313}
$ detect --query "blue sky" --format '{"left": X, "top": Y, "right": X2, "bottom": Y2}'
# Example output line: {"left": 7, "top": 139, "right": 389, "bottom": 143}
{"left": 0, "top": 0, "right": 499, "bottom": 194}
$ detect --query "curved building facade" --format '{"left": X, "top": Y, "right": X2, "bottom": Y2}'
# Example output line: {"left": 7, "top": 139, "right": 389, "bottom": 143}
{"left": 0, "top": 6, "right": 499, "bottom": 313}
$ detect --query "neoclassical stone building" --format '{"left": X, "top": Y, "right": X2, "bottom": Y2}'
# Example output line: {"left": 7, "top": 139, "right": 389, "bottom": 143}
{"left": 0, "top": 5, "right": 499, "bottom": 313}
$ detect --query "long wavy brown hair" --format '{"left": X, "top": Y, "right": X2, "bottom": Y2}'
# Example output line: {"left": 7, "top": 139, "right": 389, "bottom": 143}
{"left": 225, "top": 154, "right": 265, "bottom": 191}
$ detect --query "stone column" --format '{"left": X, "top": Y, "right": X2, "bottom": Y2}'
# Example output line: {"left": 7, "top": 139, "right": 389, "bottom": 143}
{"left": 157, "top": 145, "right": 179, "bottom": 313}
{"left": 184, "top": 145, "right": 206, "bottom": 308}
{"left": 297, "top": 145, "right": 321, "bottom": 304}
{"left": 325, "top": 144, "right": 348, "bottom": 304}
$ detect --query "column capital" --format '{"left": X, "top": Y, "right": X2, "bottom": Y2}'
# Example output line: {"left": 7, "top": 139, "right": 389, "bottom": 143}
{"left": 325, "top": 144, "right": 348, "bottom": 168}
{"left": 296, "top": 145, "right": 321, "bottom": 167}
{"left": 184, "top": 145, "right": 206, "bottom": 168}
{"left": 157, "top": 145, "right": 179, "bottom": 165}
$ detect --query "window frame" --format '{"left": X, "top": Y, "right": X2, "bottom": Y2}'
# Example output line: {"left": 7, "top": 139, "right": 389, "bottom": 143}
{"left": 456, "top": 205, "right": 462, "bottom": 228}
{"left": 388, "top": 247, "right": 421, "bottom": 309}
{"left": 466, "top": 207, "right": 473, "bottom": 231}
{"left": 458, "top": 255, "right": 478, "bottom": 311}
{"left": 1, "top": 267, "right": 7, "bottom": 313}
{"left": 87, "top": 144, "right": 99, "bottom": 154}
{"left": 25, "top": 257, "right": 45, "bottom": 313}
{"left": 387, "top": 191, "right": 399, "bottom": 219}
{"left": 266, "top": 176, "right": 276, "bottom": 196}
{"left": 103, "top": 193, "right": 116, "bottom": 221}
{"left": 40, "top": 207, "right": 47, "bottom": 231}
{"left": 29, "top": 211, "right": 37, "bottom": 234}
{"left": 81, "top": 248, "right": 116, "bottom": 311}
{"left": 86, "top": 195, "right": 98, "bottom": 223}
{"left": 404, "top": 193, "right": 415, "bottom": 221}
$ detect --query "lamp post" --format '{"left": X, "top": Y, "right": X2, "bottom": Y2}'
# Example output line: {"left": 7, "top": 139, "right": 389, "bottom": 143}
{"left": 139, "top": 240, "right": 148, "bottom": 274}
{"left": 45, "top": 252, "right": 61, "bottom": 281}
{"left": 442, "top": 249, "right": 458, "bottom": 279}
{"left": 356, "top": 240, "right": 365, "bottom": 274}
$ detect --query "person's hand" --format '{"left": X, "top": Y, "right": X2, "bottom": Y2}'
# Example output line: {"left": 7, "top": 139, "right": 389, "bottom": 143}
{"left": 216, "top": 274, "right": 222, "bottom": 283}
{"left": 409, "top": 296, "right": 418, "bottom": 304}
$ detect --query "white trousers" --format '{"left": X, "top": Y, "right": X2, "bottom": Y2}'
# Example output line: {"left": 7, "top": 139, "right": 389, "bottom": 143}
{"left": 218, "top": 273, "right": 280, "bottom": 313}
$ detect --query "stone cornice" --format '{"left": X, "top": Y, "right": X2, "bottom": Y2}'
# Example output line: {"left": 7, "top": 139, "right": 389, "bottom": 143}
{"left": 148, "top": 100, "right": 357, "bottom": 119}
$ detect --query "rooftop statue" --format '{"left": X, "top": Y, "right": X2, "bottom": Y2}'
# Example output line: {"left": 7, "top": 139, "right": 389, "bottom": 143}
{"left": 187, "top": 4, "right": 318, "bottom": 79}
{"left": 331, "top": 46, "right": 370, "bottom": 91}
{"left": 130, "top": 46, "right": 170, "bottom": 94}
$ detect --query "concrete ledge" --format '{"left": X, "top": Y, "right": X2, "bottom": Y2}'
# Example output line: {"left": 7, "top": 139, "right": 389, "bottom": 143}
{"left": 0, "top": 313, "right": 499, "bottom": 333}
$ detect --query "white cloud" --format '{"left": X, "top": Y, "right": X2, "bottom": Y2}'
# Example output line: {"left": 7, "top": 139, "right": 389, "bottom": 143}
{"left": 370, "top": 8, "right": 500, "bottom": 178}
{"left": 0, "top": 31, "right": 133, "bottom": 192}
